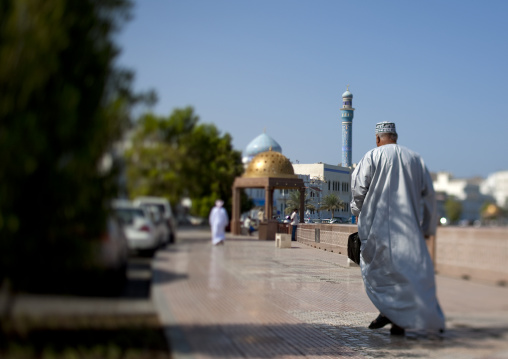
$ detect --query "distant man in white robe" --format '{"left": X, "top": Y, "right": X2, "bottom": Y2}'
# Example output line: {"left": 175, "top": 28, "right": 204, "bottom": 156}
{"left": 350, "top": 121, "right": 445, "bottom": 336}
{"left": 209, "top": 199, "right": 229, "bottom": 245}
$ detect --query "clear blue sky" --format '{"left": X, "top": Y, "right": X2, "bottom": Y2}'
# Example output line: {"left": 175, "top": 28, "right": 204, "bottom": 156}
{"left": 116, "top": 0, "right": 507, "bottom": 179}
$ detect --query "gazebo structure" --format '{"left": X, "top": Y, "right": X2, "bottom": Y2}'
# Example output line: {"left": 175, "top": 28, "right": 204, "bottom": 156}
{"left": 231, "top": 149, "right": 305, "bottom": 240}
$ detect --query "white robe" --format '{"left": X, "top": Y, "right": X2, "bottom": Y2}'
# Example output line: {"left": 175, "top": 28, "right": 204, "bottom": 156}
{"left": 351, "top": 144, "right": 445, "bottom": 331}
{"left": 209, "top": 206, "right": 229, "bottom": 245}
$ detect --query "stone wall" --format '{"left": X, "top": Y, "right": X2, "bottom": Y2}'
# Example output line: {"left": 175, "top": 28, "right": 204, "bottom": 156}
{"left": 434, "top": 227, "right": 508, "bottom": 286}
{"left": 297, "top": 223, "right": 358, "bottom": 256}
{"left": 296, "top": 223, "right": 508, "bottom": 286}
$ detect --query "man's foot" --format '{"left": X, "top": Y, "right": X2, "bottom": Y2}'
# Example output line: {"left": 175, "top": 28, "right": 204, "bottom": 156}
{"left": 369, "top": 314, "right": 392, "bottom": 329}
{"left": 390, "top": 324, "right": 405, "bottom": 336}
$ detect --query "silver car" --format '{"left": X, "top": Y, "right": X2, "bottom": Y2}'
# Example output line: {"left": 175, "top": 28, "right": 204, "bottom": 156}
{"left": 112, "top": 200, "right": 164, "bottom": 255}
{"left": 133, "top": 196, "right": 177, "bottom": 244}
{"left": 139, "top": 204, "right": 169, "bottom": 246}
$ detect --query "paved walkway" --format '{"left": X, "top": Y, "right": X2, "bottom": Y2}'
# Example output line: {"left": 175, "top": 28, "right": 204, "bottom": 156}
{"left": 153, "top": 228, "right": 508, "bottom": 359}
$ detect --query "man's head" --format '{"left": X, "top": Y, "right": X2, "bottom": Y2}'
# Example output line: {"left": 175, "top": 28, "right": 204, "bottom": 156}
{"left": 375, "top": 121, "right": 398, "bottom": 147}
{"left": 293, "top": 208, "right": 298, "bottom": 212}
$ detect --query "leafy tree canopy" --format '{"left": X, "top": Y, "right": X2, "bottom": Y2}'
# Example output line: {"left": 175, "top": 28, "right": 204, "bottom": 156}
{"left": 0, "top": 0, "right": 146, "bottom": 291}
{"left": 125, "top": 107, "right": 248, "bottom": 218}
{"left": 444, "top": 197, "right": 463, "bottom": 223}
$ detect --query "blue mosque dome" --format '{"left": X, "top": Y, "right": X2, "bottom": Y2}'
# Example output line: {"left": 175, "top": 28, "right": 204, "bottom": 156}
{"left": 245, "top": 133, "right": 282, "bottom": 156}
{"left": 342, "top": 90, "right": 353, "bottom": 99}
{"left": 243, "top": 132, "right": 282, "bottom": 164}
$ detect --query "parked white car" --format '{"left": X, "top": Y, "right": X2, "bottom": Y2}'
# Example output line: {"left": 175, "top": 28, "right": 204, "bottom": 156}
{"left": 112, "top": 199, "right": 164, "bottom": 255}
{"left": 141, "top": 204, "right": 169, "bottom": 246}
{"left": 133, "top": 196, "right": 177, "bottom": 243}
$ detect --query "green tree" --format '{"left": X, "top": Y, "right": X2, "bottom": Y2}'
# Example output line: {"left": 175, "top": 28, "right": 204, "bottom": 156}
{"left": 284, "top": 190, "right": 313, "bottom": 215}
{"left": 0, "top": 0, "right": 143, "bottom": 294}
{"left": 319, "top": 193, "right": 345, "bottom": 218}
{"left": 125, "top": 107, "right": 247, "bottom": 218}
{"left": 444, "top": 197, "right": 463, "bottom": 223}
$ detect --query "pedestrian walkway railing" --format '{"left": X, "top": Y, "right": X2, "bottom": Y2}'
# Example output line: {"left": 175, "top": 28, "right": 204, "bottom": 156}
{"left": 297, "top": 223, "right": 357, "bottom": 256}
{"left": 296, "top": 223, "right": 508, "bottom": 286}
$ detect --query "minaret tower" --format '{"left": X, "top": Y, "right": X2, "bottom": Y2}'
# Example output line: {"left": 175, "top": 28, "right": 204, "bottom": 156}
{"left": 340, "top": 85, "right": 355, "bottom": 167}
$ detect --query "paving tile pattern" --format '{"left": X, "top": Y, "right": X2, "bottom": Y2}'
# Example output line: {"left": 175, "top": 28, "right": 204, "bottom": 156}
{"left": 153, "top": 229, "right": 508, "bottom": 359}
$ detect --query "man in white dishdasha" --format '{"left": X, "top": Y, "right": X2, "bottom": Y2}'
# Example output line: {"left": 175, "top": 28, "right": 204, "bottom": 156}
{"left": 350, "top": 121, "right": 445, "bottom": 336}
{"left": 209, "top": 199, "right": 228, "bottom": 246}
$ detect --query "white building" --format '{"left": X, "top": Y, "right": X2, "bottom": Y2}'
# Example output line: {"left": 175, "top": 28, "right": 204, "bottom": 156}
{"left": 290, "top": 163, "right": 353, "bottom": 221}
{"left": 433, "top": 172, "right": 469, "bottom": 200}
{"left": 275, "top": 173, "right": 325, "bottom": 220}
{"left": 480, "top": 171, "right": 508, "bottom": 209}
{"left": 432, "top": 172, "right": 493, "bottom": 222}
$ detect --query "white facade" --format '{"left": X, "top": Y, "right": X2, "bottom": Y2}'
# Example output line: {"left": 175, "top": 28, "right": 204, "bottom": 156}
{"left": 275, "top": 174, "right": 323, "bottom": 220}
{"left": 432, "top": 172, "right": 493, "bottom": 221}
{"left": 286, "top": 163, "right": 352, "bottom": 221}
{"left": 480, "top": 171, "right": 508, "bottom": 208}
{"left": 433, "top": 172, "right": 468, "bottom": 200}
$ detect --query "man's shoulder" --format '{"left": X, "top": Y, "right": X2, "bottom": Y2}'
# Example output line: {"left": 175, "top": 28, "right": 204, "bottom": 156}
{"left": 355, "top": 147, "right": 377, "bottom": 165}
{"left": 357, "top": 145, "right": 420, "bottom": 167}
{"left": 375, "top": 144, "right": 419, "bottom": 157}
{"left": 396, "top": 144, "right": 423, "bottom": 160}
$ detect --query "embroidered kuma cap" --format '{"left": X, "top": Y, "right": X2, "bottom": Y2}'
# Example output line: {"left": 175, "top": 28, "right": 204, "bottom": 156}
{"left": 375, "top": 121, "right": 397, "bottom": 134}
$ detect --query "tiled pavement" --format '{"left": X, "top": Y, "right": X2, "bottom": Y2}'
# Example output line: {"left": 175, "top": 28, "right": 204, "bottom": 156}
{"left": 153, "top": 228, "right": 508, "bottom": 359}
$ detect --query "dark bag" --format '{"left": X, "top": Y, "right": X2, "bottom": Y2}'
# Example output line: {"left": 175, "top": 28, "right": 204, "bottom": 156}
{"left": 347, "top": 232, "right": 361, "bottom": 265}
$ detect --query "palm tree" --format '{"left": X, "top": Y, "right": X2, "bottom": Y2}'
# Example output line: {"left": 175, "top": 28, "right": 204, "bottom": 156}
{"left": 319, "top": 193, "right": 345, "bottom": 218}
{"left": 284, "top": 190, "right": 314, "bottom": 215}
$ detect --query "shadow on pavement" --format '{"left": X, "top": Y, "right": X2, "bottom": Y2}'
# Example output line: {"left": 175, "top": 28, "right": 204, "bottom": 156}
{"left": 166, "top": 322, "right": 508, "bottom": 358}
{"left": 152, "top": 268, "right": 188, "bottom": 286}
{"left": 4, "top": 256, "right": 154, "bottom": 299}
{"left": 0, "top": 314, "right": 170, "bottom": 358}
